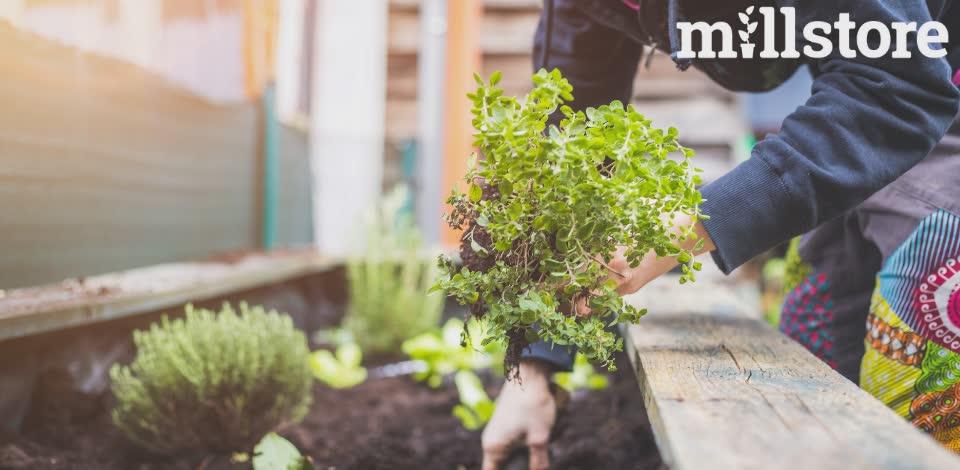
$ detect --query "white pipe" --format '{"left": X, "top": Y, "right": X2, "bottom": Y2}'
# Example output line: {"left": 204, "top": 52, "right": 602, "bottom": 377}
{"left": 275, "top": 0, "right": 305, "bottom": 123}
{"left": 416, "top": 0, "right": 448, "bottom": 245}
{"left": 309, "top": 0, "right": 388, "bottom": 256}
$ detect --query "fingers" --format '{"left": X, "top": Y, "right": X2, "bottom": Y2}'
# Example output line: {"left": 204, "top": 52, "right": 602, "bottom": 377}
{"left": 481, "top": 442, "right": 508, "bottom": 470}
{"left": 527, "top": 432, "right": 551, "bottom": 470}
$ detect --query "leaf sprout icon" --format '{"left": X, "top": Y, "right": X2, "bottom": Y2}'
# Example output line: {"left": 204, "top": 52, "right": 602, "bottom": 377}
{"left": 738, "top": 6, "right": 758, "bottom": 44}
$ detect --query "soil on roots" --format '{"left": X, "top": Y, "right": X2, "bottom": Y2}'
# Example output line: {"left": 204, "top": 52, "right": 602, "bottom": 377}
{"left": 1, "top": 357, "right": 663, "bottom": 470}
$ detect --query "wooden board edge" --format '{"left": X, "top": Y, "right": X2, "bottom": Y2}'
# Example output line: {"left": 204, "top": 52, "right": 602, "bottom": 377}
{"left": 0, "top": 253, "right": 339, "bottom": 342}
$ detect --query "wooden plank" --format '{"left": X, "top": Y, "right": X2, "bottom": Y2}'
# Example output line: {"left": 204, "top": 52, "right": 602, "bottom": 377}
{"left": 622, "top": 294, "right": 960, "bottom": 469}
{"left": 441, "top": 0, "right": 483, "bottom": 248}
{"left": 0, "top": 250, "right": 335, "bottom": 342}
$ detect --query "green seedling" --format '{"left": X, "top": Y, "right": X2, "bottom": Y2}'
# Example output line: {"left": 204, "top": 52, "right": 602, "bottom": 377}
{"left": 310, "top": 343, "right": 368, "bottom": 389}
{"left": 452, "top": 370, "right": 496, "bottom": 431}
{"left": 554, "top": 353, "right": 609, "bottom": 393}
{"left": 252, "top": 433, "right": 314, "bottom": 470}
{"left": 435, "top": 69, "right": 703, "bottom": 373}
{"left": 402, "top": 318, "right": 502, "bottom": 387}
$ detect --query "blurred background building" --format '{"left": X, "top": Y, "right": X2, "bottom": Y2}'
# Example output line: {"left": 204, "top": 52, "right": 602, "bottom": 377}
{"left": 0, "top": 0, "right": 810, "bottom": 289}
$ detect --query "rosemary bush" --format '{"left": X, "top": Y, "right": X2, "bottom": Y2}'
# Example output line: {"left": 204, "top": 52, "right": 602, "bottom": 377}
{"left": 435, "top": 70, "right": 704, "bottom": 372}
{"left": 110, "top": 303, "right": 313, "bottom": 454}
{"left": 343, "top": 186, "right": 444, "bottom": 355}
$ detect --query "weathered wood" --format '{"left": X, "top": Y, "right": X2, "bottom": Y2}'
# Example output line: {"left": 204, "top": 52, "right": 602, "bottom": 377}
{"left": 0, "top": 250, "right": 335, "bottom": 342}
{"left": 622, "top": 292, "right": 960, "bottom": 469}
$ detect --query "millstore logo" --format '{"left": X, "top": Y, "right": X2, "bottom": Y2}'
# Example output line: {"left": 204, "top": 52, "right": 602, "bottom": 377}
{"left": 677, "top": 7, "right": 950, "bottom": 60}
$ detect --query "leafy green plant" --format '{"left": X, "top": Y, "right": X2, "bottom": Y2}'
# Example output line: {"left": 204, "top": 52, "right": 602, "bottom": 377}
{"left": 252, "top": 433, "right": 314, "bottom": 470}
{"left": 344, "top": 185, "right": 445, "bottom": 356}
{"left": 452, "top": 370, "right": 496, "bottom": 431}
{"left": 310, "top": 343, "right": 368, "bottom": 389}
{"left": 554, "top": 353, "right": 609, "bottom": 392}
{"left": 110, "top": 303, "right": 313, "bottom": 454}
{"left": 434, "top": 69, "right": 704, "bottom": 373}
{"left": 402, "top": 317, "right": 503, "bottom": 387}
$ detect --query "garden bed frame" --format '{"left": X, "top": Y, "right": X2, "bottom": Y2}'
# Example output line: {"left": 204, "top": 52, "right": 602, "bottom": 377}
{"left": 2, "top": 253, "right": 958, "bottom": 468}
{"left": 622, "top": 281, "right": 960, "bottom": 469}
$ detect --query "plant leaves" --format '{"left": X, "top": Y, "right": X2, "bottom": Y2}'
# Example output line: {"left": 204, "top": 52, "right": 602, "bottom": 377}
{"left": 253, "top": 433, "right": 313, "bottom": 470}
{"left": 469, "top": 184, "right": 483, "bottom": 203}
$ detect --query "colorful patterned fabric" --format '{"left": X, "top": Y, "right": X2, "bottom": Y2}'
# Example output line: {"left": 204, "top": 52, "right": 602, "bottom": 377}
{"left": 865, "top": 312, "right": 926, "bottom": 367}
{"left": 781, "top": 271, "right": 837, "bottom": 368}
{"left": 878, "top": 211, "right": 960, "bottom": 353}
{"left": 860, "top": 210, "right": 960, "bottom": 452}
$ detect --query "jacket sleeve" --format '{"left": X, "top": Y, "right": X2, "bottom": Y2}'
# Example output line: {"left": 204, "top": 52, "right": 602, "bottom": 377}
{"left": 700, "top": 0, "right": 960, "bottom": 273}
{"left": 523, "top": 0, "right": 643, "bottom": 371}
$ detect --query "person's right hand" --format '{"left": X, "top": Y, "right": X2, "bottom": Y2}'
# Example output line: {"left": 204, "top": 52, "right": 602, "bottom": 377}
{"left": 481, "top": 359, "right": 557, "bottom": 470}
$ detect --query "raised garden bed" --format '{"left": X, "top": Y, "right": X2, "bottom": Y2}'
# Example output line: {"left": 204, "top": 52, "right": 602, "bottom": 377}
{"left": 2, "top": 354, "right": 663, "bottom": 470}
{"left": 0, "top": 253, "right": 664, "bottom": 470}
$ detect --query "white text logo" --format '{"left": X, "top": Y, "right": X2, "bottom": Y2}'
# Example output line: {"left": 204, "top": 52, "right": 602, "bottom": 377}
{"left": 677, "top": 7, "right": 949, "bottom": 60}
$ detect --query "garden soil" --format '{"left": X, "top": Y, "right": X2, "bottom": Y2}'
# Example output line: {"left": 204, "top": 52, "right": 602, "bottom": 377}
{"left": 0, "top": 357, "right": 664, "bottom": 470}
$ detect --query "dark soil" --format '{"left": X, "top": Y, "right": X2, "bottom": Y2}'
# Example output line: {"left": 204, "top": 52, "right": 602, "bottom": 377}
{"left": 1, "top": 362, "right": 663, "bottom": 470}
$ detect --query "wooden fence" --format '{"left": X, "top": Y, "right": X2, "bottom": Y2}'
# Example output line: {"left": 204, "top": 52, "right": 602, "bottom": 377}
{"left": 0, "top": 23, "right": 312, "bottom": 289}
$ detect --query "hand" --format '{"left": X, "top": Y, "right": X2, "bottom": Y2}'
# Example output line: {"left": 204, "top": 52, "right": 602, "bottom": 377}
{"left": 481, "top": 360, "right": 556, "bottom": 470}
{"left": 576, "top": 214, "right": 715, "bottom": 316}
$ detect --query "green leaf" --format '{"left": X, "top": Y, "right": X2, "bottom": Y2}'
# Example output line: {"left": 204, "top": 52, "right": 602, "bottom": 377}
{"left": 498, "top": 179, "right": 514, "bottom": 197}
{"left": 524, "top": 329, "right": 540, "bottom": 343}
{"left": 253, "top": 433, "right": 312, "bottom": 470}
{"left": 470, "top": 239, "right": 488, "bottom": 255}
{"left": 490, "top": 70, "right": 503, "bottom": 86}
{"left": 469, "top": 184, "right": 483, "bottom": 203}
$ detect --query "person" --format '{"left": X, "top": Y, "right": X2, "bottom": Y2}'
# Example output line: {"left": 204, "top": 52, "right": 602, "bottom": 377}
{"left": 480, "top": 1, "right": 960, "bottom": 469}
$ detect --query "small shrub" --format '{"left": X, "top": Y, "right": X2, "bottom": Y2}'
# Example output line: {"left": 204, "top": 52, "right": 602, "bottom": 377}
{"left": 110, "top": 303, "right": 313, "bottom": 455}
{"left": 343, "top": 185, "right": 445, "bottom": 355}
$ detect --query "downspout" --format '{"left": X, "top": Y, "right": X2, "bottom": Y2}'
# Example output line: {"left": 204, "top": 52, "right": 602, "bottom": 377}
{"left": 262, "top": 81, "right": 279, "bottom": 250}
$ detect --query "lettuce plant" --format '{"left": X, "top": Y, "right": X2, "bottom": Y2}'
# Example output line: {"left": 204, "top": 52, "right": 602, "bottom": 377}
{"left": 402, "top": 318, "right": 502, "bottom": 387}
{"left": 310, "top": 343, "right": 367, "bottom": 389}
{"left": 434, "top": 70, "right": 704, "bottom": 374}
{"left": 452, "top": 370, "right": 495, "bottom": 431}
{"left": 252, "top": 433, "right": 314, "bottom": 470}
{"left": 554, "top": 354, "right": 609, "bottom": 392}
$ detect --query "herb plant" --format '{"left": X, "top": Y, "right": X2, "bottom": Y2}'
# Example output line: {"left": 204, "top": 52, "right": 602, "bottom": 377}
{"left": 434, "top": 69, "right": 704, "bottom": 374}
{"left": 344, "top": 185, "right": 444, "bottom": 356}
{"left": 110, "top": 303, "right": 313, "bottom": 454}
